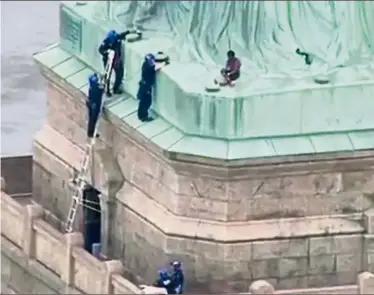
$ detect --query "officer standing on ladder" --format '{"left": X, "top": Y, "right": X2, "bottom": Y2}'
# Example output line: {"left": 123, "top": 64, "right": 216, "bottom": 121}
{"left": 86, "top": 73, "right": 104, "bottom": 138}
{"left": 98, "top": 29, "right": 131, "bottom": 97}
{"left": 65, "top": 73, "right": 105, "bottom": 234}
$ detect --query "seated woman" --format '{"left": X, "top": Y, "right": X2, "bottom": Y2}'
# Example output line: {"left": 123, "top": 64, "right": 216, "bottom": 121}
{"left": 217, "top": 50, "right": 242, "bottom": 86}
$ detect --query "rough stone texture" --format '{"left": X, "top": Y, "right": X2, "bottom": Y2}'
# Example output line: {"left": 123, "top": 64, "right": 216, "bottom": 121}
{"left": 1, "top": 192, "right": 142, "bottom": 294}
{"left": 114, "top": 204, "right": 370, "bottom": 291}
{"left": 358, "top": 272, "right": 374, "bottom": 294}
{"left": 364, "top": 209, "right": 374, "bottom": 234}
{"left": 1, "top": 155, "right": 32, "bottom": 195}
{"left": 249, "top": 280, "right": 275, "bottom": 294}
{"left": 1, "top": 246, "right": 64, "bottom": 294}
{"left": 365, "top": 235, "right": 374, "bottom": 273}
{"left": 1, "top": 177, "right": 5, "bottom": 191}
{"left": 32, "top": 162, "right": 73, "bottom": 224}
{"left": 29, "top": 68, "right": 374, "bottom": 292}
{"left": 38, "top": 80, "right": 374, "bottom": 223}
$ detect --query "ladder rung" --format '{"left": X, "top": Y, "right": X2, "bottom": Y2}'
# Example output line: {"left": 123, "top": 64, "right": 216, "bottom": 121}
{"left": 65, "top": 50, "right": 114, "bottom": 233}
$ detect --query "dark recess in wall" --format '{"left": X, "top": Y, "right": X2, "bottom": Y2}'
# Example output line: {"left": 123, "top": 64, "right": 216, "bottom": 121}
{"left": 1, "top": 155, "right": 32, "bottom": 195}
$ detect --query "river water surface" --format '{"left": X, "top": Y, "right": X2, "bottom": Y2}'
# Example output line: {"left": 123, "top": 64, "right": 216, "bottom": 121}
{"left": 1, "top": 1, "right": 59, "bottom": 156}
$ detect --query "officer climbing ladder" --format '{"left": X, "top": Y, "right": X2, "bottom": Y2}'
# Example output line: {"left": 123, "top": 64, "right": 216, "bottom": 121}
{"left": 65, "top": 50, "right": 115, "bottom": 233}
{"left": 65, "top": 28, "right": 168, "bottom": 234}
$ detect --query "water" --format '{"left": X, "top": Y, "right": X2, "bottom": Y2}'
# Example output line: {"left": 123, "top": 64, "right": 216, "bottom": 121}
{"left": 1, "top": 1, "right": 59, "bottom": 156}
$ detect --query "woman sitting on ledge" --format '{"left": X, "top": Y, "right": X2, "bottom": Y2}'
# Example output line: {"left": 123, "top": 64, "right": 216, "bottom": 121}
{"left": 216, "top": 50, "right": 242, "bottom": 87}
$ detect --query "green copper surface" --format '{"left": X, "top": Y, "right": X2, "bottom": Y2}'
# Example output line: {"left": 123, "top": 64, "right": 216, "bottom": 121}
{"left": 33, "top": 2, "right": 374, "bottom": 158}
{"left": 33, "top": 46, "right": 374, "bottom": 159}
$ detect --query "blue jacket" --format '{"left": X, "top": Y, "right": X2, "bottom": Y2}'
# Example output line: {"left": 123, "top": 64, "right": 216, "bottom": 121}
{"left": 87, "top": 84, "right": 104, "bottom": 110}
{"left": 171, "top": 270, "right": 184, "bottom": 294}
{"left": 98, "top": 30, "right": 130, "bottom": 65}
{"left": 155, "top": 277, "right": 176, "bottom": 294}
{"left": 141, "top": 61, "right": 156, "bottom": 87}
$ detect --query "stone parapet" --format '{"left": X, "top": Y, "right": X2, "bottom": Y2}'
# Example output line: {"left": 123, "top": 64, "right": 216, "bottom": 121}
{"left": 358, "top": 272, "right": 374, "bottom": 294}
{"left": 246, "top": 272, "right": 374, "bottom": 294}
{"left": 2, "top": 186, "right": 374, "bottom": 294}
{"left": 0, "top": 191, "right": 142, "bottom": 294}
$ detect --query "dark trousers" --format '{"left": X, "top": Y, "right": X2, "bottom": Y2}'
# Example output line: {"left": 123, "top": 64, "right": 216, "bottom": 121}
{"left": 220, "top": 69, "right": 240, "bottom": 81}
{"left": 105, "top": 62, "right": 124, "bottom": 94}
{"left": 87, "top": 107, "right": 101, "bottom": 138}
{"left": 137, "top": 92, "right": 152, "bottom": 120}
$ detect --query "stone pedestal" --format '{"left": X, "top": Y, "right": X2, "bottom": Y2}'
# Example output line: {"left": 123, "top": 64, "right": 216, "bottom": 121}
{"left": 32, "top": 42, "right": 374, "bottom": 292}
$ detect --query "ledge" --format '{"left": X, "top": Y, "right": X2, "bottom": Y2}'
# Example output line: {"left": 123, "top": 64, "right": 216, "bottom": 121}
{"left": 34, "top": 126, "right": 365, "bottom": 242}
{"left": 59, "top": 2, "right": 374, "bottom": 140}
{"left": 2, "top": 236, "right": 65, "bottom": 293}
{"left": 0, "top": 191, "right": 142, "bottom": 294}
{"left": 33, "top": 44, "right": 374, "bottom": 163}
{"left": 123, "top": 183, "right": 365, "bottom": 242}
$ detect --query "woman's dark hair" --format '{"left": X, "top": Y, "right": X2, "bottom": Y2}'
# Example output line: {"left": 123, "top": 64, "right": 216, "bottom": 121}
{"left": 227, "top": 50, "right": 235, "bottom": 57}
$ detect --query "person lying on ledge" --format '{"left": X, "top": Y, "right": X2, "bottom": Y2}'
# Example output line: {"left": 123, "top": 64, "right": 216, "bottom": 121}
{"left": 216, "top": 50, "right": 242, "bottom": 86}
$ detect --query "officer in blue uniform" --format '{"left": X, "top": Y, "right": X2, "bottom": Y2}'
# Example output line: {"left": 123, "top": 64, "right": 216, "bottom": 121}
{"left": 154, "top": 270, "right": 176, "bottom": 294}
{"left": 136, "top": 53, "right": 158, "bottom": 122}
{"left": 170, "top": 261, "right": 184, "bottom": 294}
{"left": 86, "top": 73, "right": 104, "bottom": 138}
{"left": 98, "top": 29, "right": 131, "bottom": 97}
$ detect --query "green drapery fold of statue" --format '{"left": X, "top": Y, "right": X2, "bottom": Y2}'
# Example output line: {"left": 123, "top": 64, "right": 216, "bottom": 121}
{"left": 92, "top": 1, "right": 374, "bottom": 80}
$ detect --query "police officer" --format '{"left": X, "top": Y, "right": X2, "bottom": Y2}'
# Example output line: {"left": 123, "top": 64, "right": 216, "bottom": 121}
{"left": 136, "top": 53, "right": 159, "bottom": 122}
{"left": 86, "top": 73, "right": 104, "bottom": 138}
{"left": 154, "top": 270, "right": 176, "bottom": 294}
{"left": 137, "top": 81, "right": 153, "bottom": 122}
{"left": 98, "top": 29, "right": 131, "bottom": 97}
{"left": 170, "top": 261, "right": 184, "bottom": 294}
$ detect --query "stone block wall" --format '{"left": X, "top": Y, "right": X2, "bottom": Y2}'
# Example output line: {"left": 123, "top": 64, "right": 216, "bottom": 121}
{"left": 1, "top": 155, "right": 32, "bottom": 195}
{"left": 0, "top": 191, "right": 142, "bottom": 294}
{"left": 31, "top": 64, "right": 374, "bottom": 292}
{"left": 35, "top": 69, "right": 374, "bottom": 224}
{"left": 2, "top": 184, "right": 374, "bottom": 294}
{"left": 246, "top": 273, "right": 374, "bottom": 294}
{"left": 113, "top": 200, "right": 374, "bottom": 291}
{"left": 31, "top": 122, "right": 374, "bottom": 290}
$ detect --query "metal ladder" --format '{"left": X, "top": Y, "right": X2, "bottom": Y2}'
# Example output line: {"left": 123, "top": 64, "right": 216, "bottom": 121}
{"left": 65, "top": 50, "right": 115, "bottom": 233}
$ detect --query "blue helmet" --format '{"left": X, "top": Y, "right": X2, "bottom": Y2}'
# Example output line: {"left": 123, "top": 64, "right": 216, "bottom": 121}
{"left": 106, "top": 30, "right": 117, "bottom": 43}
{"left": 88, "top": 73, "right": 99, "bottom": 87}
{"left": 145, "top": 53, "right": 155, "bottom": 65}
{"left": 158, "top": 269, "right": 169, "bottom": 281}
